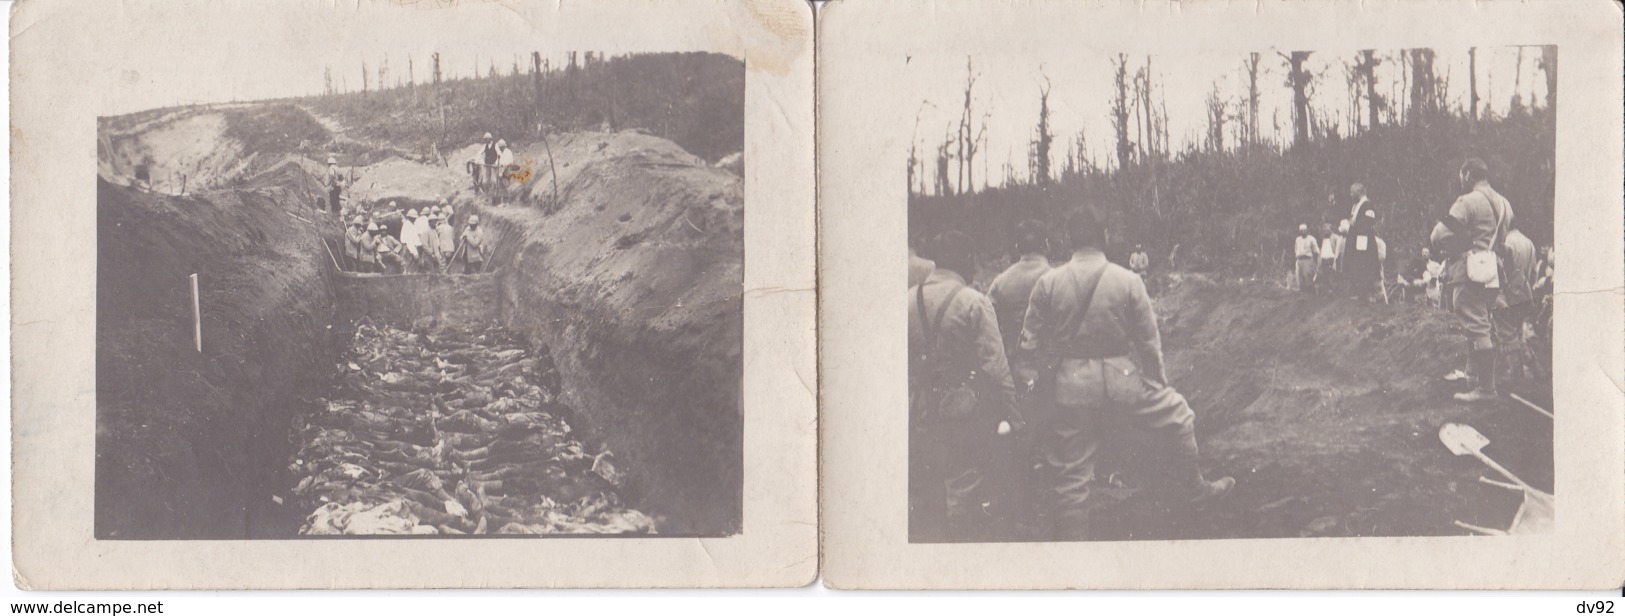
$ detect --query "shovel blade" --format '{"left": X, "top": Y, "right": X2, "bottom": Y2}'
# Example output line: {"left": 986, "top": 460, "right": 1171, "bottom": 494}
{"left": 1439, "top": 422, "right": 1491, "bottom": 456}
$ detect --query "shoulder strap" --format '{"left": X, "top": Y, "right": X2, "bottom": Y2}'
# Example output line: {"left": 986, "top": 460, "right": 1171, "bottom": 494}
{"left": 1057, "top": 261, "right": 1109, "bottom": 340}
{"left": 916, "top": 281, "right": 965, "bottom": 348}
{"left": 1474, "top": 188, "right": 1506, "bottom": 251}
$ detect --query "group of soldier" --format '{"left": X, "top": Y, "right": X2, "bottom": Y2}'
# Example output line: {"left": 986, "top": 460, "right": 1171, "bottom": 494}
{"left": 1294, "top": 159, "right": 1552, "bottom": 402}
{"left": 908, "top": 207, "right": 1233, "bottom": 542}
{"left": 906, "top": 156, "right": 1551, "bottom": 542}
{"left": 341, "top": 200, "right": 491, "bottom": 276}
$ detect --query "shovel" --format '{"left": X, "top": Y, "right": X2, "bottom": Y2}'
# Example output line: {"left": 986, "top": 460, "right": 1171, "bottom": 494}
{"left": 1438, "top": 423, "right": 1533, "bottom": 491}
{"left": 1440, "top": 423, "right": 1556, "bottom": 535}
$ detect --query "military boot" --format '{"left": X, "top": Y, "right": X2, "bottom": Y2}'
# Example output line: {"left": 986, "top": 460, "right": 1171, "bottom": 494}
{"left": 1454, "top": 348, "right": 1500, "bottom": 403}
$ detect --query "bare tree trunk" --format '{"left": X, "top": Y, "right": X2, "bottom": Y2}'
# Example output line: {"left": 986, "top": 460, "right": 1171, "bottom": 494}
{"left": 1540, "top": 45, "right": 1558, "bottom": 110}
{"left": 1469, "top": 47, "right": 1479, "bottom": 126}
{"left": 1513, "top": 47, "right": 1525, "bottom": 110}
{"left": 1281, "top": 51, "right": 1314, "bottom": 147}
{"left": 1111, "top": 54, "right": 1133, "bottom": 169}
{"left": 1245, "top": 52, "right": 1261, "bottom": 147}
{"left": 1361, "top": 50, "right": 1381, "bottom": 130}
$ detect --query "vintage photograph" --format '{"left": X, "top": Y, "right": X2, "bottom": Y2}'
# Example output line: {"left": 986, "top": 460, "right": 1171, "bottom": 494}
{"left": 95, "top": 49, "right": 746, "bottom": 539}
{"left": 905, "top": 46, "right": 1556, "bottom": 543}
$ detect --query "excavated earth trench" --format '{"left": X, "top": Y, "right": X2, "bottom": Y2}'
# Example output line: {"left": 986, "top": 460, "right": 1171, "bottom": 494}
{"left": 97, "top": 114, "right": 743, "bottom": 539}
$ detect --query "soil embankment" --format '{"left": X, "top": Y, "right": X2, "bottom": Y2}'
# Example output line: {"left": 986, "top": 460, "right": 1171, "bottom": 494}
{"left": 96, "top": 176, "right": 338, "bottom": 539}
{"left": 458, "top": 132, "right": 745, "bottom": 534}
{"left": 1081, "top": 276, "right": 1553, "bottom": 540}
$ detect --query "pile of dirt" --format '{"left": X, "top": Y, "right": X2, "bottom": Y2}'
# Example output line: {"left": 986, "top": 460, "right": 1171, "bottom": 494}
{"left": 468, "top": 131, "right": 745, "bottom": 535}
{"left": 96, "top": 177, "right": 339, "bottom": 539}
{"left": 292, "top": 322, "right": 655, "bottom": 535}
{"left": 1079, "top": 276, "right": 1553, "bottom": 540}
{"left": 98, "top": 104, "right": 333, "bottom": 193}
{"left": 344, "top": 155, "right": 470, "bottom": 206}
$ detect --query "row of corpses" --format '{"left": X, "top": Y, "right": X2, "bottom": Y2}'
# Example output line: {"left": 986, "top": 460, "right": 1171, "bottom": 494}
{"left": 290, "top": 321, "right": 656, "bottom": 535}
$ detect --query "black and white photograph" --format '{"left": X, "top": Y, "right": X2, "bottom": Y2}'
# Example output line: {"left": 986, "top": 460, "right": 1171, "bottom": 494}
{"left": 94, "top": 47, "right": 745, "bottom": 539}
{"left": 904, "top": 45, "right": 1557, "bottom": 543}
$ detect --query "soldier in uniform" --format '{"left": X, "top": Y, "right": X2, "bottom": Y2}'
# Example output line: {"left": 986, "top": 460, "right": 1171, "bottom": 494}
{"left": 1019, "top": 206, "right": 1234, "bottom": 540}
{"left": 908, "top": 231, "right": 1021, "bottom": 542}
{"left": 1430, "top": 158, "right": 1514, "bottom": 403}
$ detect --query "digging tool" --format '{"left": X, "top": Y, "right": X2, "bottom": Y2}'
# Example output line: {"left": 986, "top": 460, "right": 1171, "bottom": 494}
{"left": 1441, "top": 423, "right": 1556, "bottom": 535}
{"left": 441, "top": 242, "right": 467, "bottom": 275}
{"left": 478, "top": 240, "right": 502, "bottom": 274}
{"left": 1508, "top": 393, "right": 1553, "bottom": 420}
{"left": 1438, "top": 423, "right": 1534, "bottom": 492}
{"left": 321, "top": 238, "right": 345, "bottom": 273}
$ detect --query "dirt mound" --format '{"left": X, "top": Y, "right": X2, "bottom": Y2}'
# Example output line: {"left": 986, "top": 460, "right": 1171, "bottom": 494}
{"left": 461, "top": 131, "right": 744, "bottom": 535}
{"left": 347, "top": 155, "right": 470, "bottom": 205}
{"left": 99, "top": 104, "right": 333, "bottom": 193}
{"left": 96, "top": 177, "right": 339, "bottom": 539}
{"left": 1081, "top": 277, "right": 1553, "bottom": 540}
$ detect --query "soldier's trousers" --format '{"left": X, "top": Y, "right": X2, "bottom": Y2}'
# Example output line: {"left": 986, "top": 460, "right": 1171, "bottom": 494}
{"left": 909, "top": 417, "right": 992, "bottom": 542}
{"left": 1453, "top": 283, "right": 1498, "bottom": 351}
{"left": 1042, "top": 356, "right": 1204, "bottom": 539}
{"left": 1494, "top": 300, "right": 1533, "bottom": 374}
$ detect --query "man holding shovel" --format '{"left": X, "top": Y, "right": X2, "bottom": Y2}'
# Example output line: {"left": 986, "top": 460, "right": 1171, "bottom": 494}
{"left": 434, "top": 211, "right": 457, "bottom": 269}
{"left": 461, "top": 215, "right": 491, "bottom": 274}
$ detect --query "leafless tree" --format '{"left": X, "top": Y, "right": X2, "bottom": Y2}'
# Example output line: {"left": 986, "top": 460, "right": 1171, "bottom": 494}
{"left": 954, "top": 57, "right": 989, "bottom": 194}
{"left": 1030, "top": 70, "right": 1054, "bottom": 184}
{"left": 1358, "top": 50, "right": 1382, "bottom": 131}
{"left": 1278, "top": 50, "right": 1314, "bottom": 147}
{"left": 1110, "top": 54, "right": 1134, "bottom": 169}
{"left": 1539, "top": 45, "right": 1558, "bottom": 110}
{"left": 1205, "top": 83, "right": 1228, "bottom": 152}
{"left": 1241, "top": 52, "right": 1262, "bottom": 147}
{"left": 1511, "top": 46, "right": 1526, "bottom": 113}
{"left": 1468, "top": 47, "right": 1480, "bottom": 126}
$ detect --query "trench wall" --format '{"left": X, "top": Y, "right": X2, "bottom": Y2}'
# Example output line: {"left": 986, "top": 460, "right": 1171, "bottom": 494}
{"left": 478, "top": 209, "right": 744, "bottom": 536}
{"left": 96, "top": 179, "right": 340, "bottom": 539}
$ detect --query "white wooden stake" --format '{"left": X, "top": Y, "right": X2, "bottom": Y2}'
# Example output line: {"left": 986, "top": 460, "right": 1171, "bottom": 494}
{"left": 190, "top": 273, "right": 202, "bottom": 353}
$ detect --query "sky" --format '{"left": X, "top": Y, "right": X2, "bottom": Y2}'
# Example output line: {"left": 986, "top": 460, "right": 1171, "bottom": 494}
{"left": 94, "top": 0, "right": 726, "bottom": 117}
{"left": 905, "top": 45, "right": 1554, "bottom": 192}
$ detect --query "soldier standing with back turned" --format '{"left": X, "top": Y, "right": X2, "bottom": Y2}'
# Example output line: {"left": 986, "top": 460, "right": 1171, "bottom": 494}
{"left": 1019, "top": 206, "right": 1233, "bottom": 540}
{"left": 908, "top": 230, "right": 1022, "bottom": 542}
